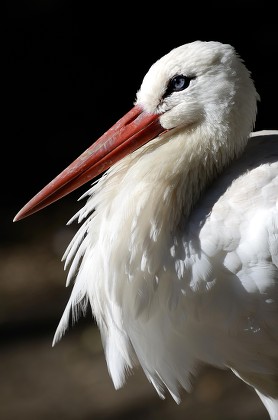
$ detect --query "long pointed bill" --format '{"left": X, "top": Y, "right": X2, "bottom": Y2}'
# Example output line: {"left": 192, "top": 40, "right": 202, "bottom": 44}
{"left": 14, "top": 105, "right": 165, "bottom": 222}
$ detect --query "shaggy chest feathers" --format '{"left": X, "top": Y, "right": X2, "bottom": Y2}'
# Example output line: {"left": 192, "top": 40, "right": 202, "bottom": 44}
{"left": 52, "top": 134, "right": 278, "bottom": 401}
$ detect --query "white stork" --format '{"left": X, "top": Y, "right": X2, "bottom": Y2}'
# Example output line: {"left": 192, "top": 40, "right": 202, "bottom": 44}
{"left": 14, "top": 41, "right": 278, "bottom": 419}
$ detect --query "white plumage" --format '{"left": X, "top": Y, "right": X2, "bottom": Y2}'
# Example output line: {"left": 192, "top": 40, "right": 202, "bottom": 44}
{"left": 15, "top": 41, "right": 278, "bottom": 419}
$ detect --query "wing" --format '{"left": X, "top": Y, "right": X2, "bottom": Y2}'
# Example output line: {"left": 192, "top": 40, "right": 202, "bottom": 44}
{"left": 189, "top": 130, "right": 278, "bottom": 399}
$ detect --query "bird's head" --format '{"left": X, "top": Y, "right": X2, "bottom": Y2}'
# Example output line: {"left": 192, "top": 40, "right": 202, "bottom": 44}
{"left": 137, "top": 40, "right": 258, "bottom": 133}
{"left": 14, "top": 41, "right": 258, "bottom": 222}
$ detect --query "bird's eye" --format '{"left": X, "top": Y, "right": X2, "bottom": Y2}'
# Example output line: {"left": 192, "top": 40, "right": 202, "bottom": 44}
{"left": 163, "top": 75, "right": 194, "bottom": 98}
{"left": 171, "top": 75, "right": 190, "bottom": 91}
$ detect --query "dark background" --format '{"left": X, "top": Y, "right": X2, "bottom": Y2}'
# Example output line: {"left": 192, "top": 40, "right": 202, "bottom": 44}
{"left": 4, "top": 1, "right": 278, "bottom": 214}
{"left": 2, "top": 1, "right": 277, "bottom": 419}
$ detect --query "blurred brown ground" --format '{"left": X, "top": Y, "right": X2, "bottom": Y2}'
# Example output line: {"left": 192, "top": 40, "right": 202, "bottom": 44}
{"left": 0, "top": 203, "right": 269, "bottom": 420}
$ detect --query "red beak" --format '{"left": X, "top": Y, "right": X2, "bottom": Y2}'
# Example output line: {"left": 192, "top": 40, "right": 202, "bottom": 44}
{"left": 14, "top": 105, "right": 165, "bottom": 222}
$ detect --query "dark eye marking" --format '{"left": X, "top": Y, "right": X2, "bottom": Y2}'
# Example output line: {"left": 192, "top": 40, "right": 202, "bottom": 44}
{"left": 163, "top": 74, "right": 195, "bottom": 99}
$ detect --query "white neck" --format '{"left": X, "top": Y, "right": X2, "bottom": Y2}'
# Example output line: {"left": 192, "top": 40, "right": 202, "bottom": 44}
{"left": 76, "top": 124, "right": 249, "bottom": 248}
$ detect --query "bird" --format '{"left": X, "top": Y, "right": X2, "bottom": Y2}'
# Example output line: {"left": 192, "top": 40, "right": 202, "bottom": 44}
{"left": 14, "top": 41, "right": 278, "bottom": 419}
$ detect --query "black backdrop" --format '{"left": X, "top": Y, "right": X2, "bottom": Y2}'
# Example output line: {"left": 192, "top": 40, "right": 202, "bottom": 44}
{"left": 4, "top": 1, "right": 278, "bottom": 221}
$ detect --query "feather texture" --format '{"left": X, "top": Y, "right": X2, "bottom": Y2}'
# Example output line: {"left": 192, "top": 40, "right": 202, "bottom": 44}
{"left": 49, "top": 42, "right": 278, "bottom": 418}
